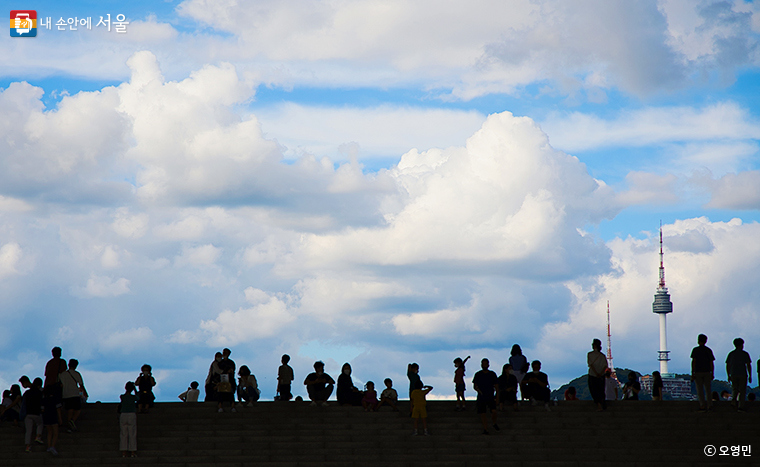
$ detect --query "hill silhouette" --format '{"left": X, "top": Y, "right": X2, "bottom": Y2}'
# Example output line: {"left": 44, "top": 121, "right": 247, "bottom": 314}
{"left": 551, "top": 368, "right": 758, "bottom": 401}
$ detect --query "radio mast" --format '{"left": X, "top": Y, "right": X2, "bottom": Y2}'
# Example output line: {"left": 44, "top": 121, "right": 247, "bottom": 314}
{"left": 606, "top": 300, "right": 616, "bottom": 379}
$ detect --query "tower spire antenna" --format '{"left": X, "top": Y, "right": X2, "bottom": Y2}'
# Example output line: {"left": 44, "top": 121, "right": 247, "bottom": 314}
{"left": 606, "top": 300, "right": 616, "bottom": 379}
{"left": 658, "top": 220, "right": 666, "bottom": 290}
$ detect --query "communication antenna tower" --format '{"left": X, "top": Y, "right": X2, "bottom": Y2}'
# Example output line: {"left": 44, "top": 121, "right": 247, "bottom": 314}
{"left": 652, "top": 221, "right": 673, "bottom": 374}
{"left": 606, "top": 300, "right": 617, "bottom": 379}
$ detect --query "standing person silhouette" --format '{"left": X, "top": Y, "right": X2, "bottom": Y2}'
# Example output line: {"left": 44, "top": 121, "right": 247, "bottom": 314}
{"left": 472, "top": 358, "right": 499, "bottom": 435}
{"left": 453, "top": 356, "right": 470, "bottom": 411}
{"left": 20, "top": 376, "right": 44, "bottom": 453}
{"left": 587, "top": 339, "right": 608, "bottom": 412}
{"left": 60, "top": 359, "right": 87, "bottom": 432}
{"left": 651, "top": 371, "right": 664, "bottom": 401}
{"left": 725, "top": 338, "right": 752, "bottom": 412}
{"left": 44, "top": 347, "right": 67, "bottom": 426}
{"left": 205, "top": 352, "right": 223, "bottom": 402}
{"left": 509, "top": 345, "right": 529, "bottom": 401}
{"left": 407, "top": 362, "right": 423, "bottom": 415}
{"left": 690, "top": 334, "right": 715, "bottom": 412}
{"left": 410, "top": 385, "right": 433, "bottom": 436}
{"left": 604, "top": 369, "right": 619, "bottom": 401}
{"left": 119, "top": 382, "right": 139, "bottom": 458}
{"left": 277, "top": 354, "right": 294, "bottom": 401}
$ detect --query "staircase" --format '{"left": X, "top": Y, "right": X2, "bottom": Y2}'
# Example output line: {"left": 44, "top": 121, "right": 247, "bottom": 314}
{"left": 1, "top": 400, "right": 756, "bottom": 466}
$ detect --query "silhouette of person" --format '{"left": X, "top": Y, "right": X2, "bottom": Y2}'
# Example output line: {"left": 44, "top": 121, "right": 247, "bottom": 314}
{"left": 651, "top": 371, "right": 663, "bottom": 401}
{"left": 277, "top": 354, "right": 294, "bottom": 401}
{"left": 337, "top": 363, "right": 363, "bottom": 406}
{"left": 119, "top": 381, "right": 139, "bottom": 457}
{"left": 304, "top": 361, "right": 334, "bottom": 406}
{"left": 135, "top": 364, "right": 156, "bottom": 414}
{"left": 237, "top": 365, "right": 259, "bottom": 405}
{"left": 205, "top": 352, "right": 223, "bottom": 402}
{"left": 472, "top": 358, "right": 499, "bottom": 435}
{"left": 690, "top": 334, "right": 715, "bottom": 412}
{"left": 44, "top": 347, "right": 67, "bottom": 425}
{"left": 509, "top": 345, "right": 529, "bottom": 400}
{"left": 60, "top": 358, "right": 87, "bottom": 431}
{"left": 377, "top": 378, "right": 399, "bottom": 411}
{"left": 587, "top": 338, "right": 608, "bottom": 411}
{"left": 523, "top": 360, "right": 551, "bottom": 411}
{"left": 725, "top": 338, "right": 752, "bottom": 412}
{"left": 497, "top": 364, "right": 518, "bottom": 411}
{"left": 604, "top": 369, "right": 619, "bottom": 401}
{"left": 622, "top": 372, "right": 640, "bottom": 400}
{"left": 20, "top": 376, "right": 44, "bottom": 452}
{"left": 361, "top": 381, "right": 379, "bottom": 411}
{"left": 219, "top": 348, "right": 237, "bottom": 395}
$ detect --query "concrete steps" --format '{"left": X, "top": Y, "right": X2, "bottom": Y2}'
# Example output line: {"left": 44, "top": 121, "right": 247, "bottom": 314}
{"left": 0, "top": 400, "right": 756, "bottom": 466}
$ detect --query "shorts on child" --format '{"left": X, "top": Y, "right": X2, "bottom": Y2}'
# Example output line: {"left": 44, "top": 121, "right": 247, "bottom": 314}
{"left": 476, "top": 398, "right": 496, "bottom": 414}
{"left": 411, "top": 404, "right": 427, "bottom": 418}
{"left": 455, "top": 383, "right": 465, "bottom": 394}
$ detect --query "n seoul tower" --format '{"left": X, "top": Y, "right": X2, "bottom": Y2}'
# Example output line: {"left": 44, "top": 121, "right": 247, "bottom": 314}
{"left": 652, "top": 223, "right": 673, "bottom": 374}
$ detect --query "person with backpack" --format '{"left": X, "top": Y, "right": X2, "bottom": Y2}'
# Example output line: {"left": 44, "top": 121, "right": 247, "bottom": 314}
{"left": 60, "top": 359, "right": 87, "bottom": 431}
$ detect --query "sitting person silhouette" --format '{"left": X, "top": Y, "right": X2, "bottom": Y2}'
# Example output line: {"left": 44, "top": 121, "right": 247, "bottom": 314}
{"left": 304, "top": 361, "right": 335, "bottom": 407}
{"left": 337, "top": 363, "right": 363, "bottom": 406}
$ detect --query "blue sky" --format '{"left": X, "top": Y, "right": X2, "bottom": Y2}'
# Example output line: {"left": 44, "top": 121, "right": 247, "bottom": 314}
{"left": 2, "top": 0, "right": 760, "bottom": 402}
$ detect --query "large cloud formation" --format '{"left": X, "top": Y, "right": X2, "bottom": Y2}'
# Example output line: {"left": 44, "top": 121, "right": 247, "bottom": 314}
{"left": 1, "top": 52, "right": 759, "bottom": 401}
{"left": 288, "top": 112, "right": 617, "bottom": 274}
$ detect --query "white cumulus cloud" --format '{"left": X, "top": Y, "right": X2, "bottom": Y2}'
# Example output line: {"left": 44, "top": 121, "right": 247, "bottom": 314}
{"left": 0, "top": 243, "right": 23, "bottom": 279}
{"left": 73, "top": 275, "right": 131, "bottom": 298}
{"left": 175, "top": 244, "right": 222, "bottom": 267}
{"left": 287, "top": 111, "right": 617, "bottom": 277}
{"left": 198, "top": 294, "right": 295, "bottom": 346}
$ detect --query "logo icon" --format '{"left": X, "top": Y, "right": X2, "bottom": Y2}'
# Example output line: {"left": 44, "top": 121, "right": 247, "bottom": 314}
{"left": 10, "top": 10, "right": 37, "bottom": 37}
